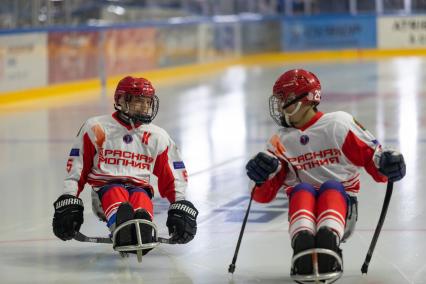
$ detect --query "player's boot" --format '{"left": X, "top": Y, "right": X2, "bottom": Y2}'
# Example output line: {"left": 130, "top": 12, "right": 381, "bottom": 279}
{"left": 113, "top": 202, "right": 134, "bottom": 249}
{"left": 133, "top": 209, "right": 154, "bottom": 255}
{"left": 291, "top": 230, "right": 315, "bottom": 275}
{"left": 316, "top": 227, "right": 343, "bottom": 274}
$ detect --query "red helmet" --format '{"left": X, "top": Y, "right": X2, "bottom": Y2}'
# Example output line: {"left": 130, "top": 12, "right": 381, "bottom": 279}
{"left": 272, "top": 69, "right": 321, "bottom": 105}
{"left": 114, "top": 76, "right": 159, "bottom": 123}
{"left": 269, "top": 69, "right": 321, "bottom": 127}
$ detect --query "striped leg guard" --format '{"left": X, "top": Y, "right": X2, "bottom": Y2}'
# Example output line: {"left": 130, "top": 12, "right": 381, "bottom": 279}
{"left": 316, "top": 180, "right": 348, "bottom": 274}
{"left": 98, "top": 184, "right": 154, "bottom": 231}
{"left": 316, "top": 180, "right": 348, "bottom": 241}
{"left": 128, "top": 186, "right": 154, "bottom": 218}
{"left": 289, "top": 183, "right": 317, "bottom": 275}
{"left": 98, "top": 184, "right": 130, "bottom": 230}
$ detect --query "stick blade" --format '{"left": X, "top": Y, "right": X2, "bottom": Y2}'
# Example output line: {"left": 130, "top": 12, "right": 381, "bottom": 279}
{"left": 361, "top": 262, "right": 369, "bottom": 274}
{"left": 228, "top": 263, "right": 235, "bottom": 274}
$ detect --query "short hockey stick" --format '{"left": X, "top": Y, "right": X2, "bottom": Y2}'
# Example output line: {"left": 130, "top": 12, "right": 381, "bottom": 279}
{"left": 228, "top": 188, "right": 255, "bottom": 274}
{"left": 74, "top": 231, "right": 174, "bottom": 244}
{"left": 74, "top": 231, "right": 112, "bottom": 244}
{"left": 361, "top": 181, "right": 394, "bottom": 274}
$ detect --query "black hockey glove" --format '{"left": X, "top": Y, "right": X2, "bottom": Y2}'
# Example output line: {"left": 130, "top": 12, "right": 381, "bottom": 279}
{"left": 52, "top": 194, "right": 84, "bottom": 241}
{"left": 166, "top": 200, "right": 198, "bottom": 244}
{"left": 246, "top": 152, "right": 279, "bottom": 185}
{"left": 378, "top": 150, "right": 406, "bottom": 182}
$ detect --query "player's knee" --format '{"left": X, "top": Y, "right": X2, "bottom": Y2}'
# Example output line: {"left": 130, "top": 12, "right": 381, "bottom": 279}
{"left": 318, "top": 180, "right": 346, "bottom": 198}
{"left": 129, "top": 188, "right": 154, "bottom": 217}
{"left": 97, "top": 183, "right": 129, "bottom": 202}
{"left": 289, "top": 183, "right": 317, "bottom": 199}
{"left": 98, "top": 184, "right": 126, "bottom": 199}
{"left": 127, "top": 186, "right": 153, "bottom": 199}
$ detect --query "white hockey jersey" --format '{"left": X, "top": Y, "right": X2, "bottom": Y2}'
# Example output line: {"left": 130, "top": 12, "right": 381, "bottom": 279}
{"left": 254, "top": 111, "right": 387, "bottom": 203}
{"left": 63, "top": 112, "right": 187, "bottom": 203}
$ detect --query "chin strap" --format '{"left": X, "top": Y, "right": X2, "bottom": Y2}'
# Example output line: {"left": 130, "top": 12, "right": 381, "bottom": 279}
{"left": 278, "top": 93, "right": 309, "bottom": 128}
{"left": 283, "top": 115, "right": 292, "bottom": 127}
{"left": 115, "top": 107, "right": 131, "bottom": 123}
{"left": 281, "top": 101, "right": 302, "bottom": 128}
{"left": 114, "top": 104, "right": 130, "bottom": 121}
{"left": 116, "top": 111, "right": 139, "bottom": 135}
{"left": 129, "top": 118, "right": 138, "bottom": 135}
{"left": 284, "top": 101, "right": 302, "bottom": 116}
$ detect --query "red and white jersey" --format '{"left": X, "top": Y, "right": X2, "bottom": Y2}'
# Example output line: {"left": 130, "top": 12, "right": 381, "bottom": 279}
{"left": 254, "top": 111, "right": 387, "bottom": 203}
{"left": 63, "top": 112, "right": 188, "bottom": 203}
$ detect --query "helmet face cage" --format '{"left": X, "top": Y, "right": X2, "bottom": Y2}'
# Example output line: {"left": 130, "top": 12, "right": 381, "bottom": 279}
{"left": 269, "top": 93, "right": 316, "bottom": 127}
{"left": 114, "top": 76, "right": 159, "bottom": 123}
{"left": 123, "top": 94, "right": 159, "bottom": 123}
{"left": 269, "top": 95, "right": 285, "bottom": 126}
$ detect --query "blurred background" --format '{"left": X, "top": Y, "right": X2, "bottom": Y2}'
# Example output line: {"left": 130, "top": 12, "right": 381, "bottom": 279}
{"left": 1, "top": 1, "right": 426, "bottom": 284}
{"left": 1, "top": 0, "right": 426, "bottom": 98}
{"left": 2, "top": 0, "right": 426, "bottom": 29}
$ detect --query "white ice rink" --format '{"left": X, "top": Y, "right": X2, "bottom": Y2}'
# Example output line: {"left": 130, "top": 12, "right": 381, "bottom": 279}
{"left": 1, "top": 58, "right": 425, "bottom": 284}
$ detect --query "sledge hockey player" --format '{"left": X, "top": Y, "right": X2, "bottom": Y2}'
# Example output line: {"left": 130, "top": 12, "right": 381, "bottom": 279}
{"left": 52, "top": 76, "right": 198, "bottom": 256}
{"left": 245, "top": 69, "right": 406, "bottom": 281}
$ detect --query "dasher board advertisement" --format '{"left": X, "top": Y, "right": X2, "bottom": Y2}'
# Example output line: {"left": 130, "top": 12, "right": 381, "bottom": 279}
{"left": 0, "top": 33, "right": 47, "bottom": 93}
{"left": 48, "top": 31, "right": 99, "bottom": 84}
{"left": 378, "top": 15, "right": 426, "bottom": 48}
{"left": 282, "top": 15, "right": 377, "bottom": 51}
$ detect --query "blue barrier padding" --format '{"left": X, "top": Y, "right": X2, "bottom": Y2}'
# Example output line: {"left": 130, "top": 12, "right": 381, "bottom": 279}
{"left": 281, "top": 14, "right": 377, "bottom": 51}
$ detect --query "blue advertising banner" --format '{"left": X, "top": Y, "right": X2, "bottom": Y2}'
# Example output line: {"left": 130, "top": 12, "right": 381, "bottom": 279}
{"left": 282, "top": 15, "right": 377, "bottom": 51}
